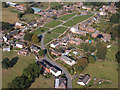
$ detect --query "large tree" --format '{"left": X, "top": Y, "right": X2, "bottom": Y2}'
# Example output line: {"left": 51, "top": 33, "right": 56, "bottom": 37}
{"left": 2, "top": 58, "right": 9, "bottom": 69}
{"left": 88, "top": 55, "right": 96, "bottom": 64}
{"left": 77, "top": 58, "right": 88, "bottom": 67}
{"left": 110, "top": 14, "right": 119, "bottom": 24}
{"left": 31, "top": 34, "right": 39, "bottom": 43}
{"left": 24, "top": 32, "right": 32, "bottom": 41}
{"left": 116, "top": 51, "right": 120, "bottom": 63}
{"left": 24, "top": 6, "right": 34, "bottom": 14}
{"left": 2, "top": 2, "right": 9, "bottom": 8}
{"left": 38, "top": 49, "right": 44, "bottom": 57}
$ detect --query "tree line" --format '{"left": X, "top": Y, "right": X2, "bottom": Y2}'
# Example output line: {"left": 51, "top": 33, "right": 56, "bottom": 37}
{"left": 8, "top": 62, "right": 42, "bottom": 88}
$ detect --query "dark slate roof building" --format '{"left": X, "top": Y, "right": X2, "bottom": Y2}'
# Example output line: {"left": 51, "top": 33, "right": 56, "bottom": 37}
{"left": 55, "top": 78, "right": 67, "bottom": 88}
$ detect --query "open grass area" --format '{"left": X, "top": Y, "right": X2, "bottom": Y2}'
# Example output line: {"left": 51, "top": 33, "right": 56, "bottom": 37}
{"left": 44, "top": 20, "right": 62, "bottom": 28}
{"left": 31, "top": 27, "right": 49, "bottom": 35}
{"left": 2, "top": 51, "right": 35, "bottom": 88}
{"left": 2, "top": 8, "right": 19, "bottom": 24}
{"left": 52, "top": 26, "right": 68, "bottom": 34}
{"left": 50, "top": 2, "right": 61, "bottom": 9}
{"left": 106, "top": 42, "right": 118, "bottom": 61}
{"left": 63, "top": 14, "right": 93, "bottom": 27}
{"left": 44, "top": 32, "right": 60, "bottom": 45}
{"left": 72, "top": 60, "right": 118, "bottom": 88}
{"left": 30, "top": 75, "right": 54, "bottom": 88}
{"left": 21, "top": 14, "right": 41, "bottom": 23}
{"left": 58, "top": 13, "right": 76, "bottom": 21}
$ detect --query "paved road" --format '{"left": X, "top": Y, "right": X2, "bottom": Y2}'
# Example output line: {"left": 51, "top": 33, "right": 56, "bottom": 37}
{"left": 44, "top": 56, "right": 72, "bottom": 88}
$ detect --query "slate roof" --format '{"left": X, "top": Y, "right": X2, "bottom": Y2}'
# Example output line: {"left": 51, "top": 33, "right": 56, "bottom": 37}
{"left": 61, "top": 56, "right": 73, "bottom": 63}
{"left": 16, "top": 41, "right": 24, "bottom": 45}
{"left": 40, "top": 59, "right": 53, "bottom": 69}
{"left": 78, "top": 74, "right": 91, "bottom": 84}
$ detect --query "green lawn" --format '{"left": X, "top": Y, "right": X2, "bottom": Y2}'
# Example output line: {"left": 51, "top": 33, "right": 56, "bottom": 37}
{"left": 72, "top": 60, "right": 118, "bottom": 88}
{"left": 30, "top": 75, "right": 54, "bottom": 88}
{"left": 2, "top": 51, "right": 35, "bottom": 88}
{"left": 106, "top": 42, "right": 118, "bottom": 61}
{"left": 50, "top": 2, "right": 61, "bottom": 9}
{"left": 58, "top": 13, "right": 76, "bottom": 21}
{"left": 44, "top": 32, "right": 60, "bottom": 45}
{"left": 44, "top": 20, "right": 62, "bottom": 28}
{"left": 31, "top": 27, "right": 50, "bottom": 35}
{"left": 52, "top": 26, "right": 68, "bottom": 34}
{"left": 63, "top": 14, "right": 94, "bottom": 27}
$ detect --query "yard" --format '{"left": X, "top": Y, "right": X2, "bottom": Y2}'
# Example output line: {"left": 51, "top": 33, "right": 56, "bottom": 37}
{"left": 21, "top": 13, "right": 42, "bottom": 23}
{"left": 63, "top": 14, "right": 94, "bottom": 27}
{"left": 52, "top": 26, "right": 68, "bottom": 34}
{"left": 44, "top": 32, "right": 60, "bottom": 45}
{"left": 58, "top": 13, "right": 76, "bottom": 21}
{"left": 31, "top": 27, "right": 50, "bottom": 35}
{"left": 30, "top": 75, "right": 54, "bottom": 88}
{"left": 2, "top": 8, "right": 19, "bottom": 24}
{"left": 44, "top": 20, "right": 62, "bottom": 28}
{"left": 106, "top": 42, "right": 118, "bottom": 61}
{"left": 2, "top": 51, "right": 35, "bottom": 88}
{"left": 72, "top": 60, "right": 118, "bottom": 88}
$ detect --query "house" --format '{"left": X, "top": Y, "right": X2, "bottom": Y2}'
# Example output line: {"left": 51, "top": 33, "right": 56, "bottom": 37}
{"left": 55, "top": 77, "right": 67, "bottom": 88}
{"left": 3, "top": 46, "right": 10, "bottom": 52}
{"left": 80, "top": 27, "right": 95, "bottom": 32}
{"left": 9, "top": 30, "right": 19, "bottom": 36}
{"left": 60, "top": 55, "right": 76, "bottom": 66}
{"left": 70, "top": 27, "right": 78, "bottom": 33}
{"left": 50, "top": 42, "right": 59, "bottom": 48}
{"left": 50, "top": 66, "right": 62, "bottom": 77}
{"left": 15, "top": 22, "right": 25, "bottom": 28}
{"left": 18, "top": 49, "right": 29, "bottom": 56}
{"left": 16, "top": 4, "right": 26, "bottom": 11}
{"left": 77, "top": 74, "right": 91, "bottom": 86}
{"left": 99, "top": 11, "right": 107, "bottom": 16}
{"left": 77, "top": 30, "right": 89, "bottom": 35}
{"left": 3, "top": 35, "right": 11, "bottom": 42}
{"left": 15, "top": 41, "right": 24, "bottom": 48}
{"left": 27, "top": 21, "right": 38, "bottom": 27}
{"left": 30, "top": 45, "right": 40, "bottom": 53}
{"left": 51, "top": 50, "right": 61, "bottom": 56}
{"left": 92, "top": 30, "right": 100, "bottom": 37}
{"left": 73, "top": 51, "right": 78, "bottom": 55}
{"left": 69, "top": 38, "right": 82, "bottom": 45}
{"left": 39, "top": 60, "right": 53, "bottom": 73}
{"left": 6, "top": 2, "right": 18, "bottom": 7}
{"left": 101, "top": 33, "right": 111, "bottom": 42}
{"left": 31, "top": 7, "right": 43, "bottom": 13}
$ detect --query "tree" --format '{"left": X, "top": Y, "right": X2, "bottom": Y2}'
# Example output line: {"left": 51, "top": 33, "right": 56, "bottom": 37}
{"left": 9, "top": 57, "right": 18, "bottom": 68}
{"left": 110, "top": 14, "right": 119, "bottom": 24}
{"left": 24, "top": 6, "right": 34, "bottom": 14}
{"left": 24, "top": 32, "right": 32, "bottom": 41}
{"left": 89, "top": 46, "right": 96, "bottom": 52}
{"left": 116, "top": 51, "right": 120, "bottom": 63}
{"left": 77, "top": 12, "right": 81, "bottom": 15}
{"left": 17, "top": 13, "right": 24, "bottom": 20}
{"left": 51, "top": 15, "right": 57, "bottom": 20}
{"left": 2, "top": 58, "right": 9, "bottom": 69}
{"left": 2, "top": 2, "right": 9, "bottom": 8}
{"left": 2, "top": 22, "right": 14, "bottom": 32}
{"left": 38, "top": 49, "right": 44, "bottom": 57}
{"left": 31, "top": 34, "right": 39, "bottom": 43}
{"left": 96, "top": 44, "right": 107, "bottom": 60}
{"left": 88, "top": 55, "right": 96, "bottom": 64}
{"left": 77, "top": 58, "right": 88, "bottom": 67}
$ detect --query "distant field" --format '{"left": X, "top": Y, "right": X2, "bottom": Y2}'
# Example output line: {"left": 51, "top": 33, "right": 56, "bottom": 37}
{"left": 50, "top": 2, "right": 61, "bottom": 9}
{"left": 44, "top": 20, "right": 62, "bottom": 28}
{"left": 106, "top": 42, "right": 118, "bottom": 61}
{"left": 63, "top": 14, "right": 93, "bottom": 27}
{"left": 52, "top": 26, "right": 68, "bottom": 34}
{"left": 2, "top": 51, "right": 35, "bottom": 88}
{"left": 31, "top": 27, "right": 50, "bottom": 35}
{"left": 30, "top": 75, "right": 54, "bottom": 88}
{"left": 58, "top": 13, "right": 76, "bottom": 21}
{"left": 72, "top": 60, "right": 118, "bottom": 88}
{"left": 44, "top": 32, "right": 60, "bottom": 44}
{"left": 2, "top": 8, "right": 19, "bottom": 24}
{"left": 21, "top": 14, "right": 42, "bottom": 23}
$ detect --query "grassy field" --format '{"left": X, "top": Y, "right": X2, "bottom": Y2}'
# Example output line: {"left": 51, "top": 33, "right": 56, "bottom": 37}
{"left": 30, "top": 75, "right": 54, "bottom": 88}
{"left": 50, "top": 2, "right": 61, "bottom": 9}
{"left": 2, "top": 51, "right": 35, "bottom": 88}
{"left": 72, "top": 60, "right": 118, "bottom": 88}
{"left": 52, "top": 26, "right": 68, "bottom": 34}
{"left": 2, "top": 8, "right": 19, "bottom": 24}
{"left": 21, "top": 14, "right": 41, "bottom": 23}
{"left": 44, "top": 20, "right": 62, "bottom": 28}
{"left": 63, "top": 14, "right": 93, "bottom": 27}
{"left": 44, "top": 32, "right": 60, "bottom": 45}
{"left": 31, "top": 27, "right": 50, "bottom": 35}
{"left": 106, "top": 42, "right": 118, "bottom": 61}
{"left": 58, "top": 13, "right": 76, "bottom": 21}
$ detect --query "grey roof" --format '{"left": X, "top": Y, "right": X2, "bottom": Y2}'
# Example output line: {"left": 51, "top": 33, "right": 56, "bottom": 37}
{"left": 9, "top": 31, "right": 19, "bottom": 36}
{"left": 61, "top": 55, "right": 73, "bottom": 62}
{"left": 51, "top": 50, "right": 61, "bottom": 54}
{"left": 78, "top": 74, "right": 91, "bottom": 84}
{"left": 51, "top": 66, "right": 61, "bottom": 73}
{"left": 92, "top": 30, "right": 100, "bottom": 35}
{"left": 77, "top": 30, "right": 89, "bottom": 34}
{"left": 40, "top": 59, "right": 53, "bottom": 69}
{"left": 16, "top": 41, "right": 24, "bottom": 45}
{"left": 31, "top": 45, "right": 39, "bottom": 51}
{"left": 55, "top": 78, "right": 67, "bottom": 88}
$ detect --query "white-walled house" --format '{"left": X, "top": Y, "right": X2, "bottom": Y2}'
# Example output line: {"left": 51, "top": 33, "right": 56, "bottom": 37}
{"left": 99, "top": 11, "right": 107, "bottom": 15}
{"left": 15, "top": 42, "right": 24, "bottom": 48}
{"left": 50, "top": 42, "right": 59, "bottom": 48}
{"left": 50, "top": 66, "right": 62, "bottom": 77}
{"left": 60, "top": 55, "right": 76, "bottom": 66}
{"left": 3, "top": 46, "right": 10, "bottom": 52}
{"left": 77, "top": 74, "right": 91, "bottom": 86}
